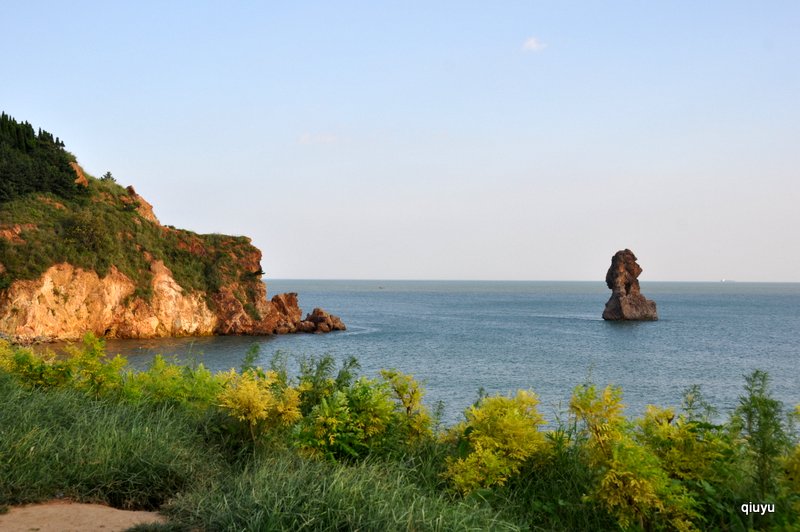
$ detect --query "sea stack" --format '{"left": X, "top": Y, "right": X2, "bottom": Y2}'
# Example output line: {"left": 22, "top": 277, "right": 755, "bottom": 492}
{"left": 602, "top": 249, "right": 658, "bottom": 321}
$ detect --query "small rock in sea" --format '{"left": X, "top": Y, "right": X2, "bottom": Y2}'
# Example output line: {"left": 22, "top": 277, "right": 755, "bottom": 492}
{"left": 602, "top": 249, "right": 658, "bottom": 321}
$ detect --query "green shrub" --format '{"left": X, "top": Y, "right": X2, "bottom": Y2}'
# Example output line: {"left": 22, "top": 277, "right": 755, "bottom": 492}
{"left": 0, "top": 334, "right": 126, "bottom": 395}
{"left": 733, "top": 370, "right": 790, "bottom": 499}
{"left": 295, "top": 354, "right": 359, "bottom": 415}
{"left": 498, "top": 422, "right": 617, "bottom": 531}
{"left": 445, "top": 390, "right": 548, "bottom": 493}
{"left": 636, "top": 395, "right": 747, "bottom": 528}
{"left": 381, "top": 368, "right": 433, "bottom": 442}
{"left": 217, "top": 368, "right": 301, "bottom": 445}
{"left": 121, "top": 355, "right": 223, "bottom": 411}
{"left": 570, "top": 384, "right": 698, "bottom": 530}
{"left": 297, "top": 376, "right": 396, "bottom": 461}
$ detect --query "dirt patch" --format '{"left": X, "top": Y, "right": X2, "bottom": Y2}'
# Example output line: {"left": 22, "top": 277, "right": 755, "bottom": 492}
{"left": 0, "top": 501, "right": 166, "bottom": 531}
{"left": 37, "top": 196, "right": 67, "bottom": 210}
{"left": 0, "top": 224, "right": 37, "bottom": 243}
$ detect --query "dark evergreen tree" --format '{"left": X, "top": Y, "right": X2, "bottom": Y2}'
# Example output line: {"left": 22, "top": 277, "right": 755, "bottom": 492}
{"left": 0, "top": 111, "right": 87, "bottom": 203}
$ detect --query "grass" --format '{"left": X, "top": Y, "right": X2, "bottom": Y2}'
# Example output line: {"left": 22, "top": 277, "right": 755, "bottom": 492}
{"left": 0, "top": 370, "right": 518, "bottom": 531}
{"left": 1, "top": 341, "right": 799, "bottom": 531}
{"left": 166, "top": 451, "right": 518, "bottom": 531}
{"left": 0, "top": 372, "right": 219, "bottom": 510}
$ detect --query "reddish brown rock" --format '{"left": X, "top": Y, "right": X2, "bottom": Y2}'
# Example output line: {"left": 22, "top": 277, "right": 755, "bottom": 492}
{"left": 295, "top": 320, "right": 316, "bottom": 333}
{"left": 299, "top": 307, "right": 347, "bottom": 334}
{"left": 69, "top": 162, "right": 89, "bottom": 187}
{"left": 0, "top": 261, "right": 346, "bottom": 342}
{"left": 124, "top": 186, "right": 160, "bottom": 225}
{"left": 602, "top": 249, "right": 658, "bottom": 321}
{"left": 270, "top": 292, "right": 303, "bottom": 323}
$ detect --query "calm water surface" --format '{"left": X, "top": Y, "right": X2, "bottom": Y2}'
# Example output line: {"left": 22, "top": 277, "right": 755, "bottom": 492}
{"left": 104, "top": 281, "right": 800, "bottom": 424}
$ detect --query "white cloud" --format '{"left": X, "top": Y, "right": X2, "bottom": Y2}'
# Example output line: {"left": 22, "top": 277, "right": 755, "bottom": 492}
{"left": 522, "top": 36, "right": 546, "bottom": 52}
{"left": 298, "top": 132, "right": 339, "bottom": 145}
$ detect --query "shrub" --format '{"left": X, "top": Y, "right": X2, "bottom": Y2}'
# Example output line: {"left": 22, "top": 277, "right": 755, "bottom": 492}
{"left": 498, "top": 421, "right": 617, "bottom": 531}
{"left": 381, "top": 368, "right": 432, "bottom": 442}
{"left": 297, "top": 376, "right": 396, "bottom": 461}
{"left": 784, "top": 434, "right": 800, "bottom": 519}
{"left": 732, "top": 369, "right": 790, "bottom": 500}
{"left": 296, "top": 354, "right": 359, "bottom": 415}
{"left": 0, "top": 334, "right": 125, "bottom": 396}
{"left": 121, "top": 355, "right": 223, "bottom": 411}
{"left": 3, "top": 338, "right": 799, "bottom": 529}
{"left": 445, "top": 390, "right": 547, "bottom": 493}
{"left": 570, "top": 384, "right": 697, "bottom": 531}
{"left": 636, "top": 390, "right": 747, "bottom": 528}
{"left": 217, "top": 368, "right": 301, "bottom": 444}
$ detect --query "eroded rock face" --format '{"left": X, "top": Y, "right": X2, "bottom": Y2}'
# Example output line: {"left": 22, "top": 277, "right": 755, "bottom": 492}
{"left": 0, "top": 262, "right": 344, "bottom": 342}
{"left": 123, "top": 186, "right": 160, "bottom": 225}
{"left": 602, "top": 249, "right": 658, "bottom": 321}
{"left": 69, "top": 162, "right": 89, "bottom": 187}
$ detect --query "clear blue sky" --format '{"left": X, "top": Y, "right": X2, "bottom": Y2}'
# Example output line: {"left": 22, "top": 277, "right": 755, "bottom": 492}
{"left": 3, "top": 1, "right": 799, "bottom": 281}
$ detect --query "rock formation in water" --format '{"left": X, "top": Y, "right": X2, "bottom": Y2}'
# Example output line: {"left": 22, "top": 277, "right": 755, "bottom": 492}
{"left": 602, "top": 249, "right": 658, "bottom": 321}
{"left": 295, "top": 308, "right": 348, "bottom": 334}
{"left": 0, "top": 112, "right": 345, "bottom": 342}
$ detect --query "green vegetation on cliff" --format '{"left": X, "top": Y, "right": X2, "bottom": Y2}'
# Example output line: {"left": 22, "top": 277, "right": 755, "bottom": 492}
{"left": 0, "top": 113, "right": 263, "bottom": 311}
{"left": 1, "top": 338, "right": 798, "bottom": 530}
{"left": 0, "top": 112, "right": 85, "bottom": 203}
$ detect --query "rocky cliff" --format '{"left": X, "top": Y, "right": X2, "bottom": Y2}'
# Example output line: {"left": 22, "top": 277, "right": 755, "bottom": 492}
{"left": 0, "top": 113, "right": 344, "bottom": 342}
{"left": 602, "top": 249, "right": 658, "bottom": 321}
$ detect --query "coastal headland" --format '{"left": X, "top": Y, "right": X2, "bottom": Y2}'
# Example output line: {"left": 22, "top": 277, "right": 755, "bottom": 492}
{"left": 0, "top": 112, "right": 344, "bottom": 342}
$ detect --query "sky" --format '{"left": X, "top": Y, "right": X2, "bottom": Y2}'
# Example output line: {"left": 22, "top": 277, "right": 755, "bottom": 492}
{"left": 2, "top": 1, "right": 799, "bottom": 281}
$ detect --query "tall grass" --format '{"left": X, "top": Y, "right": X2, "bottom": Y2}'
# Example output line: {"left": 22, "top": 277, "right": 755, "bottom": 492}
{"left": 0, "top": 372, "right": 219, "bottom": 510}
{"left": 1, "top": 340, "right": 799, "bottom": 530}
{"left": 166, "top": 451, "right": 518, "bottom": 531}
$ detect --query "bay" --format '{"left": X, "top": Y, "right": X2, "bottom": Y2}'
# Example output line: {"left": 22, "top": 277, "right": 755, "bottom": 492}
{"left": 106, "top": 280, "right": 800, "bottom": 425}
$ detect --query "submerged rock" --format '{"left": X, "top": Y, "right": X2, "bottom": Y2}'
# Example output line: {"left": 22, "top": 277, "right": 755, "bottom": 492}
{"left": 602, "top": 249, "right": 658, "bottom": 321}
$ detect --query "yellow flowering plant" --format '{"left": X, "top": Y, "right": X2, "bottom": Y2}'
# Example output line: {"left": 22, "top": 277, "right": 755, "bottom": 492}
{"left": 217, "top": 368, "right": 301, "bottom": 444}
{"left": 445, "top": 390, "right": 547, "bottom": 493}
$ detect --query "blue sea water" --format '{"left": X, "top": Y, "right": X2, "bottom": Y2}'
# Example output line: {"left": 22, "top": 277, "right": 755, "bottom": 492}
{"left": 106, "top": 281, "right": 799, "bottom": 425}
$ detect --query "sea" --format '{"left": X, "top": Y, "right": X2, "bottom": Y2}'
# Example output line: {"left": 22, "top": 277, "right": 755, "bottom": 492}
{"left": 104, "top": 280, "right": 799, "bottom": 426}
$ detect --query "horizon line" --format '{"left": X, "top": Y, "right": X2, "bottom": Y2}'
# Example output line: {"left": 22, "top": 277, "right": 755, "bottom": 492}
{"left": 264, "top": 278, "right": 800, "bottom": 284}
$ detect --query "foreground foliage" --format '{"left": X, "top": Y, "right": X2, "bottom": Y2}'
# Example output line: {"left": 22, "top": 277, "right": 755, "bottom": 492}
{"left": 0, "top": 336, "right": 798, "bottom": 530}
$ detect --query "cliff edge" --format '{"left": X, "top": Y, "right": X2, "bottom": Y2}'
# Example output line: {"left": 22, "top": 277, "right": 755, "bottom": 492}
{"left": 0, "top": 113, "right": 344, "bottom": 342}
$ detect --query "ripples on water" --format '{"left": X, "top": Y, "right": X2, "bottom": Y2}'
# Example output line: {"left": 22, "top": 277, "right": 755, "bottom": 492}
{"left": 103, "top": 280, "right": 799, "bottom": 425}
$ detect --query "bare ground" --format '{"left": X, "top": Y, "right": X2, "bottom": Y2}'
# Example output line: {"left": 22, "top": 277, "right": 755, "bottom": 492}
{"left": 0, "top": 501, "right": 166, "bottom": 532}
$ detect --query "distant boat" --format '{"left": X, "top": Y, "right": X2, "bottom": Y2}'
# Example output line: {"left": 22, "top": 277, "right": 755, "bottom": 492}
{"left": 720, "top": 279, "right": 737, "bottom": 283}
